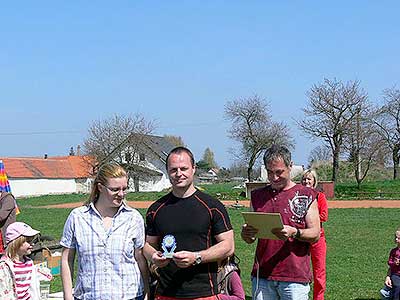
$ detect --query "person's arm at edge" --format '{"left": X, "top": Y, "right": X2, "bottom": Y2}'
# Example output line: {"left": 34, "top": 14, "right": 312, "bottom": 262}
{"left": 318, "top": 192, "right": 329, "bottom": 222}
{"left": 385, "top": 267, "right": 392, "bottom": 287}
{"left": 0, "top": 195, "right": 15, "bottom": 222}
{"left": 197, "top": 229, "right": 234, "bottom": 264}
{"left": 135, "top": 247, "right": 150, "bottom": 300}
{"left": 61, "top": 247, "right": 75, "bottom": 300}
{"left": 143, "top": 235, "right": 159, "bottom": 261}
{"left": 31, "top": 259, "right": 42, "bottom": 299}
{"left": 297, "top": 199, "right": 320, "bottom": 243}
{"left": 198, "top": 200, "right": 235, "bottom": 263}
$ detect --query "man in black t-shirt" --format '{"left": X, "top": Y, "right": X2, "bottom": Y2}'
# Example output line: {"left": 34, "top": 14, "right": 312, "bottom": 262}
{"left": 144, "top": 147, "right": 234, "bottom": 300}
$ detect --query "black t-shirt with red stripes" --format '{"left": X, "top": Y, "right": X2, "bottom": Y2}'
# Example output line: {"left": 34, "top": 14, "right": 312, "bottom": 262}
{"left": 146, "top": 189, "right": 232, "bottom": 298}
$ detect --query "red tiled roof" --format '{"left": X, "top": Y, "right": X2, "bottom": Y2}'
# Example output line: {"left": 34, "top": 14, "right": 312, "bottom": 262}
{"left": 0, "top": 156, "right": 94, "bottom": 179}
{"left": 52, "top": 156, "right": 95, "bottom": 178}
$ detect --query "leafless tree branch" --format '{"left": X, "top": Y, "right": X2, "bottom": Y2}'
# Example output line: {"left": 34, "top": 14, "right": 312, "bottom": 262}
{"left": 373, "top": 86, "right": 400, "bottom": 179}
{"left": 225, "top": 95, "right": 294, "bottom": 180}
{"left": 297, "top": 78, "right": 368, "bottom": 182}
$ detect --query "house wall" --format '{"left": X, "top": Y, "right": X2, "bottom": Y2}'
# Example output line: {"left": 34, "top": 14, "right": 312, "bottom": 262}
{"left": 129, "top": 174, "right": 171, "bottom": 192}
{"left": 125, "top": 154, "right": 171, "bottom": 192}
{"left": 116, "top": 144, "right": 173, "bottom": 192}
{"left": 9, "top": 178, "right": 77, "bottom": 198}
{"left": 143, "top": 158, "right": 171, "bottom": 192}
{"left": 75, "top": 178, "right": 93, "bottom": 194}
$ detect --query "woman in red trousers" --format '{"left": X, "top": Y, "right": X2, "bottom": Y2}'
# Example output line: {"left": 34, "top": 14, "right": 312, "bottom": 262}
{"left": 302, "top": 169, "right": 328, "bottom": 300}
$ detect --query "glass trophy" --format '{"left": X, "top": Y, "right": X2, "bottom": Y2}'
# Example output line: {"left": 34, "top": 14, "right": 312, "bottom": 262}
{"left": 162, "top": 234, "right": 177, "bottom": 258}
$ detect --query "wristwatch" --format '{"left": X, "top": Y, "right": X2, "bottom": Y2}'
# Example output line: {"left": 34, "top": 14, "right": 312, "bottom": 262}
{"left": 293, "top": 228, "right": 301, "bottom": 239}
{"left": 193, "top": 252, "right": 202, "bottom": 265}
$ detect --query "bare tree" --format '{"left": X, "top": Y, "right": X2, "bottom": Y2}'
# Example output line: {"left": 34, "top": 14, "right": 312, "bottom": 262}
{"left": 163, "top": 135, "right": 186, "bottom": 147}
{"left": 225, "top": 95, "right": 293, "bottom": 180}
{"left": 298, "top": 78, "right": 368, "bottom": 182}
{"left": 308, "top": 145, "right": 332, "bottom": 167}
{"left": 373, "top": 87, "right": 400, "bottom": 179}
{"left": 343, "top": 105, "right": 384, "bottom": 188}
{"left": 229, "top": 162, "right": 248, "bottom": 178}
{"left": 83, "top": 113, "right": 155, "bottom": 188}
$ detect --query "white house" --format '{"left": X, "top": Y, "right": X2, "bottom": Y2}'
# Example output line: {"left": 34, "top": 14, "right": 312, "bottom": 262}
{"left": 101, "top": 134, "right": 176, "bottom": 192}
{"left": 2, "top": 135, "right": 176, "bottom": 197}
{"left": 197, "top": 168, "right": 219, "bottom": 183}
{"left": 1, "top": 156, "right": 93, "bottom": 198}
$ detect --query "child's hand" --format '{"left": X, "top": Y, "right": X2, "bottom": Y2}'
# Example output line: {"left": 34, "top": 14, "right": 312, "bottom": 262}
{"left": 385, "top": 276, "right": 392, "bottom": 288}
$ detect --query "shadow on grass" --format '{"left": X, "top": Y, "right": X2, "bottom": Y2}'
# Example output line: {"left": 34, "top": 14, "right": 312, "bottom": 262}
{"left": 245, "top": 296, "right": 252, "bottom": 300}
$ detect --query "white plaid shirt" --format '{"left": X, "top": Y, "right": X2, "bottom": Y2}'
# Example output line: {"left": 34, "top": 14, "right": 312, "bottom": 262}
{"left": 61, "top": 202, "right": 145, "bottom": 300}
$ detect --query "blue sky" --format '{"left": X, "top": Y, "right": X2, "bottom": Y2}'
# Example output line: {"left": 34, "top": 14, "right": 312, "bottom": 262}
{"left": 1, "top": 2, "right": 399, "bottom": 167}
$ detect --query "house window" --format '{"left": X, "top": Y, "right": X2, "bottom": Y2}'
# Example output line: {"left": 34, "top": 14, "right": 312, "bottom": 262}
{"left": 139, "top": 153, "right": 145, "bottom": 161}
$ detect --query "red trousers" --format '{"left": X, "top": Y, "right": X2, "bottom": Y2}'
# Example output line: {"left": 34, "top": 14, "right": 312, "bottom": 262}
{"left": 311, "top": 231, "right": 326, "bottom": 300}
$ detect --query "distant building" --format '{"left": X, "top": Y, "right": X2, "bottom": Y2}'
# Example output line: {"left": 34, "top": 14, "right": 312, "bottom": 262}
{"left": 198, "top": 168, "right": 219, "bottom": 183}
{"left": 2, "top": 135, "right": 178, "bottom": 197}
{"left": 1, "top": 156, "right": 93, "bottom": 198}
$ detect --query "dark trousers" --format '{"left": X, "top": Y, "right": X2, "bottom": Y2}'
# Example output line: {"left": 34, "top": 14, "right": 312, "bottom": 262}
{"left": 391, "top": 274, "right": 400, "bottom": 300}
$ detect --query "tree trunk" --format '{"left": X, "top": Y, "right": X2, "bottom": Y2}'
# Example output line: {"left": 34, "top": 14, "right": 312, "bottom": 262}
{"left": 393, "top": 147, "right": 400, "bottom": 180}
{"left": 354, "top": 149, "right": 362, "bottom": 189}
{"left": 332, "top": 148, "right": 340, "bottom": 183}
{"left": 355, "top": 164, "right": 362, "bottom": 189}
{"left": 247, "top": 151, "right": 258, "bottom": 181}
{"left": 247, "top": 167, "right": 253, "bottom": 182}
{"left": 134, "top": 176, "right": 140, "bottom": 192}
{"left": 356, "top": 154, "right": 362, "bottom": 182}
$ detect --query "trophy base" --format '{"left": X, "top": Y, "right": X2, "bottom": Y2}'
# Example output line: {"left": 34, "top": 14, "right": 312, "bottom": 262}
{"left": 163, "top": 253, "right": 174, "bottom": 258}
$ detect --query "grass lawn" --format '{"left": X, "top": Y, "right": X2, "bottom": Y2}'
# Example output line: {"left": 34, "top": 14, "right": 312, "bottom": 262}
{"left": 17, "top": 201, "right": 399, "bottom": 300}
{"left": 15, "top": 183, "right": 246, "bottom": 207}
{"left": 15, "top": 179, "right": 400, "bottom": 207}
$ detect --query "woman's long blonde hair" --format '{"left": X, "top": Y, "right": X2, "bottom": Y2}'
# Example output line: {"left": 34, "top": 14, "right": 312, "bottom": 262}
{"left": 85, "top": 162, "right": 127, "bottom": 205}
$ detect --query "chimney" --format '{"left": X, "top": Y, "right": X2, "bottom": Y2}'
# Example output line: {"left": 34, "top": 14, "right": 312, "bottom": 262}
{"left": 77, "top": 145, "right": 81, "bottom": 156}
{"left": 44, "top": 154, "right": 48, "bottom": 159}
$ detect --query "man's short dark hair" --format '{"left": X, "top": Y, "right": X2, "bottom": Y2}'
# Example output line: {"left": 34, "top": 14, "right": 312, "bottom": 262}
{"left": 166, "top": 146, "right": 195, "bottom": 170}
{"left": 263, "top": 145, "right": 292, "bottom": 167}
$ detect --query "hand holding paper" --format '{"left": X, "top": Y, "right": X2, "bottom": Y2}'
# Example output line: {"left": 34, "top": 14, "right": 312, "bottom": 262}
{"left": 271, "top": 225, "right": 297, "bottom": 241}
{"left": 242, "top": 212, "right": 284, "bottom": 240}
{"left": 241, "top": 223, "right": 259, "bottom": 244}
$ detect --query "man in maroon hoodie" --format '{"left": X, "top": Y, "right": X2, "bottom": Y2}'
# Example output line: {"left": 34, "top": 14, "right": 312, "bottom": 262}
{"left": 241, "top": 145, "right": 320, "bottom": 300}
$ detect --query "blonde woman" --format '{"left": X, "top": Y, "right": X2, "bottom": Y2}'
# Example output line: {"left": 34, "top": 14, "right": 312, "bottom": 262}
{"left": 61, "top": 163, "right": 149, "bottom": 300}
{"left": 301, "top": 169, "right": 328, "bottom": 300}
